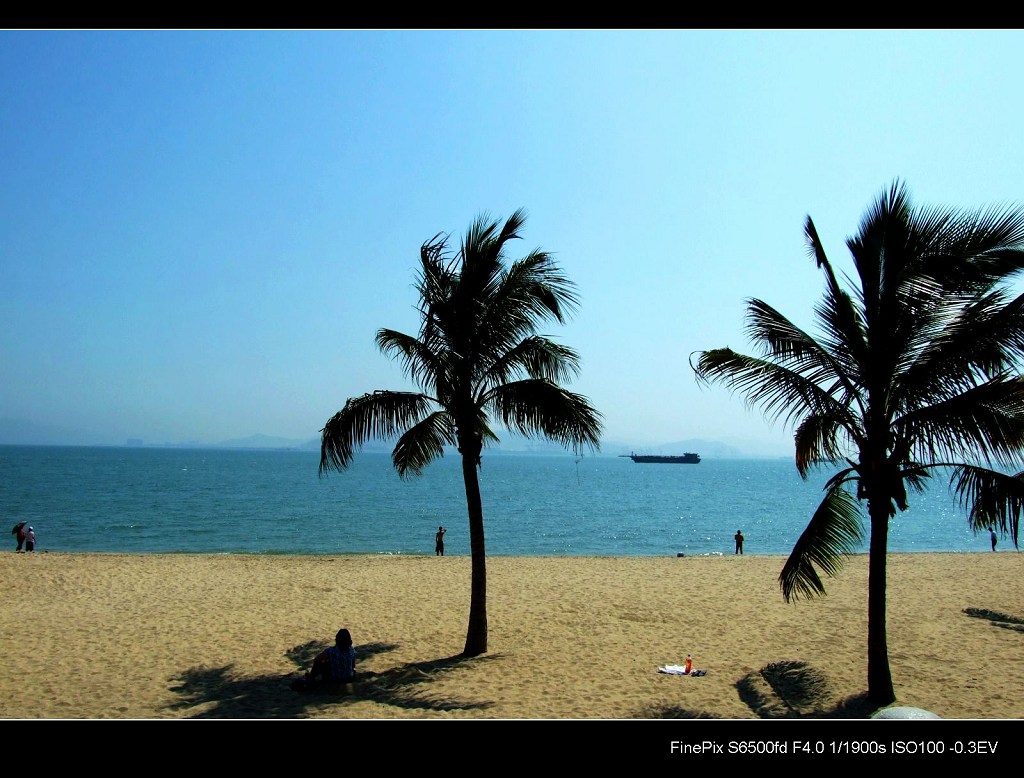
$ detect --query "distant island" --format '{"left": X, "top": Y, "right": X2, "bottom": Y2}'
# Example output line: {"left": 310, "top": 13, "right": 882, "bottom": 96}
{"left": 0, "top": 417, "right": 791, "bottom": 458}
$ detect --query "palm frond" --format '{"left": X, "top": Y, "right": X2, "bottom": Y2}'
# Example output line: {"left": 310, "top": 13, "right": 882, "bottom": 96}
{"left": 320, "top": 391, "right": 433, "bottom": 476}
{"left": 392, "top": 411, "right": 457, "bottom": 479}
{"left": 486, "top": 379, "right": 602, "bottom": 453}
{"left": 416, "top": 232, "right": 458, "bottom": 303}
{"left": 780, "top": 484, "right": 864, "bottom": 602}
{"left": 465, "top": 208, "right": 526, "bottom": 264}
{"left": 504, "top": 249, "right": 581, "bottom": 322}
{"left": 415, "top": 233, "right": 460, "bottom": 353}
{"left": 745, "top": 299, "right": 828, "bottom": 366}
{"left": 913, "top": 202, "right": 1024, "bottom": 292}
{"left": 745, "top": 299, "right": 864, "bottom": 410}
{"left": 893, "top": 290, "right": 1024, "bottom": 408}
{"left": 950, "top": 290, "right": 1024, "bottom": 374}
{"left": 694, "top": 348, "right": 856, "bottom": 433}
{"left": 812, "top": 286, "right": 870, "bottom": 382}
{"left": 805, "top": 216, "right": 871, "bottom": 375}
{"left": 899, "top": 462, "right": 933, "bottom": 495}
{"left": 844, "top": 181, "right": 910, "bottom": 314}
{"left": 804, "top": 216, "right": 832, "bottom": 273}
{"left": 476, "top": 251, "right": 581, "bottom": 359}
{"left": 375, "top": 328, "right": 447, "bottom": 395}
{"left": 793, "top": 411, "right": 850, "bottom": 476}
{"left": 949, "top": 464, "right": 1024, "bottom": 548}
{"left": 458, "top": 210, "right": 524, "bottom": 306}
{"left": 897, "top": 376, "right": 1024, "bottom": 467}
{"left": 478, "top": 335, "right": 581, "bottom": 391}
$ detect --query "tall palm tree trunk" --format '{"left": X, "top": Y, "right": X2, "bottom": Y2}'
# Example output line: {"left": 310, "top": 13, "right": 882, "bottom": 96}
{"left": 460, "top": 448, "right": 488, "bottom": 656}
{"left": 867, "top": 499, "right": 896, "bottom": 704}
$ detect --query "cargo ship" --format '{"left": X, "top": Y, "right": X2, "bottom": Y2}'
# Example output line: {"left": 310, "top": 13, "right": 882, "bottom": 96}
{"left": 622, "top": 452, "right": 701, "bottom": 464}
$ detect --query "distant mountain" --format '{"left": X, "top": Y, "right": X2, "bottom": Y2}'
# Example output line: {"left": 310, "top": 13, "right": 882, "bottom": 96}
{"left": 607, "top": 439, "right": 746, "bottom": 459}
{"left": 0, "top": 417, "right": 788, "bottom": 458}
{"left": 213, "top": 434, "right": 313, "bottom": 450}
{"left": 479, "top": 433, "right": 769, "bottom": 458}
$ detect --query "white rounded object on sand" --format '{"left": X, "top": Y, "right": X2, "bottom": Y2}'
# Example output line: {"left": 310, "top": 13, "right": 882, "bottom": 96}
{"left": 871, "top": 706, "right": 942, "bottom": 719}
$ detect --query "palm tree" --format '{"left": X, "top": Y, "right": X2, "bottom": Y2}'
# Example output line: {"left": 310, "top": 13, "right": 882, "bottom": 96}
{"left": 692, "top": 181, "right": 1024, "bottom": 705}
{"left": 319, "top": 209, "right": 603, "bottom": 656}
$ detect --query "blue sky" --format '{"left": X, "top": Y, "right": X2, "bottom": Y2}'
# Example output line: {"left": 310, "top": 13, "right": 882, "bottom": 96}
{"left": 2, "top": 29, "right": 1023, "bottom": 455}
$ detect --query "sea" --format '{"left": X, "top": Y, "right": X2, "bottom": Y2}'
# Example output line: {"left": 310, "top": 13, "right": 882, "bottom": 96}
{"left": 0, "top": 444, "right": 995, "bottom": 557}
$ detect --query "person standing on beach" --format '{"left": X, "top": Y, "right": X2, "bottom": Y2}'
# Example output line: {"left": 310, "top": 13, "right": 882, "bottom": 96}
{"left": 25, "top": 527, "right": 35, "bottom": 552}
{"left": 991, "top": 528, "right": 998, "bottom": 551}
{"left": 12, "top": 521, "right": 27, "bottom": 552}
{"left": 435, "top": 526, "right": 447, "bottom": 556}
{"left": 734, "top": 530, "right": 744, "bottom": 555}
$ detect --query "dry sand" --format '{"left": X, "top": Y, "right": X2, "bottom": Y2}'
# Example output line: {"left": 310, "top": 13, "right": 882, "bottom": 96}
{"left": 1, "top": 551, "right": 1021, "bottom": 721}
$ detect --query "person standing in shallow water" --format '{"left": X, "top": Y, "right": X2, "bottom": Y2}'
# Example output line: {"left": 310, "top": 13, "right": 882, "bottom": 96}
{"left": 991, "top": 528, "right": 998, "bottom": 551}
{"left": 734, "top": 530, "right": 744, "bottom": 555}
{"left": 435, "top": 526, "right": 447, "bottom": 556}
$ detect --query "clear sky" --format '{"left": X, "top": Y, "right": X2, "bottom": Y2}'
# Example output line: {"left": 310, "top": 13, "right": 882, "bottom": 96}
{"left": 3, "top": 29, "right": 1023, "bottom": 455}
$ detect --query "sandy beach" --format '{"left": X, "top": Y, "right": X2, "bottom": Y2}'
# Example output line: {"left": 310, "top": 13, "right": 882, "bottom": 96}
{"left": 0, "top": 551, "right": 1021, "bottom": 721}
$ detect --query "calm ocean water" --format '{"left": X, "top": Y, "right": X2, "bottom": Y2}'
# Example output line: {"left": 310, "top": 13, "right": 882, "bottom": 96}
{"left": 0, "top": 445, "right": 993, "bottom": 557}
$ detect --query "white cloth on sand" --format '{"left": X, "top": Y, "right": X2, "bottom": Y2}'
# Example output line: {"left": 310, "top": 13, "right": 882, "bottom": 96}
{"left": 658, "top": 665, "right": 690, "bottom": 675}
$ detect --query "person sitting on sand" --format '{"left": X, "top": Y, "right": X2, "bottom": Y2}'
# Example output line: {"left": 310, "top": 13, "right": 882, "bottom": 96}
{"left": 293, "top": 628, "right": 356, "bottom": 692}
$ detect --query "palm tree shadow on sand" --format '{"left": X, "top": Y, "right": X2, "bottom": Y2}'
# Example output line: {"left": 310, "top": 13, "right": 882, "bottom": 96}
{"left": 165, "top": 641, "right": 498, "bottom": 718}
{"left": 963, "top": 607, "right": 1024, "bottom": 634}
{"left": 638, "top": 660, "right": 876, "bottom": 720}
